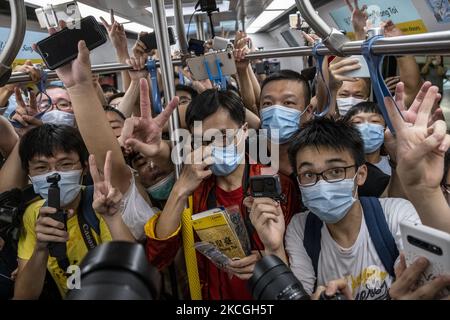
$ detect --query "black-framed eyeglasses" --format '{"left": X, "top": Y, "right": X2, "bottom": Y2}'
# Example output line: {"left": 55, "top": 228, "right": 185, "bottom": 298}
{"left": 298, "top": 165, "right": 358, "bottom": 187}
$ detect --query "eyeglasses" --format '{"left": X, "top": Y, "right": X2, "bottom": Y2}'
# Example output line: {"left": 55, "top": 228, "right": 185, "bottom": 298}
{"left": 30, "top": 161, "right": 81, "bottom": 176}
{"left": 298, "top": 165, "right": 358, "bottom": 187}
{"left": 38, "top": 97, "right": 72, "bottom": 113}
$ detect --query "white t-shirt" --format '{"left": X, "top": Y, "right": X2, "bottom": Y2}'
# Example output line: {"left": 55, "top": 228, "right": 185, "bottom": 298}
{"left": 374, "top": 156, "right": 392, "bottom": 176}
{"left": 285, "top": 198, "right": 421, "bottom": 300}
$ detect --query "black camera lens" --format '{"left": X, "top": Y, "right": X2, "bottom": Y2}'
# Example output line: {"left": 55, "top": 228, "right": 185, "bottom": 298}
{"left": 249, "top": 255, "right": 310, "bottom": 300}
{"left": 66, "top": 242, "right": 161, "bottom": 300}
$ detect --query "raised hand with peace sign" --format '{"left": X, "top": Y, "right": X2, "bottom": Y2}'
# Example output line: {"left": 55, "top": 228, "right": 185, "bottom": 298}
{"left": 89, "top": 151, "right": 123, "bottom": 217}
{"left": 345, "top": 0, "right": 368, "bottom": 40}
{"left": 119, "top": 79, "right": 179, "bottom": 158}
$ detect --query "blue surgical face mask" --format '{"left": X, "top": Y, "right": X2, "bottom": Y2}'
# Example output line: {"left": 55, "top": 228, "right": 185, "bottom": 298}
{"left": 211, "top": 130, "right": 245, "bottom": 177}
{"left": 41, "top": 110, "right": 76, "bottom": 127}
{"left": 30, "top": 170, "right": 83, "bottom": 207}
{"left": 261, "top": 105, "right": 305, "bottom": 144}
{"left": 146, "top": 172, "right": 176, "bottom": 201}
{"left": 300, "top": 176, "right": 357, "bottom": 224}
{"left": 356, "top": 123, "right": 385, "bottom": 154}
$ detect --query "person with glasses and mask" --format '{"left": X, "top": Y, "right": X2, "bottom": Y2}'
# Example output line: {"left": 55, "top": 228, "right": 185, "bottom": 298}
{"left": 11, "top": 85, "right": 76, "bottom": 129}
{"left": 144, "top": 89, "right": 300, "bottom": 300}
{"left": 13, "top": 124, "right": 134, "bottom": 300}
{"left": 250, "top": 118, "right": 427, "bottom": 300}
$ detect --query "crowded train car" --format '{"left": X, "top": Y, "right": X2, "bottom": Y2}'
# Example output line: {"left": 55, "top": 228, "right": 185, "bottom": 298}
{"left": 1, "top": 0, "right": 450, "bottom": 302}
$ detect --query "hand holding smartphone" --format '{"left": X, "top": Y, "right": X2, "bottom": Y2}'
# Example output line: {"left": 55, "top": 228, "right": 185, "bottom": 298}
{"left": 35, "top": 16, "right": 107, "bottom": 70}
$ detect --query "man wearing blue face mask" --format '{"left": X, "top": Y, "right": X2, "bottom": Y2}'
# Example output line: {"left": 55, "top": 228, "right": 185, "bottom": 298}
{"left": 250, "top": 118, "right": 433, "bottom": 300}
{"left": 259, "top": 70, "right": 313, "bottom": 177}
{"left": 144, "top": 89, "right": 301, "bottom": 300}
{"left": 14, "top": 124, "right": 134, "bottom": 299}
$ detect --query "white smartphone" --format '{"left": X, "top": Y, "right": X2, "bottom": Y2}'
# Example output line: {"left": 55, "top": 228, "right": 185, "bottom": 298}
{"left": 35, "top": 1, "right": 81, "bottom": 29}
{"left": 187, "top": 51, "right": 237, "bottom": 81}
{"left": 341, "top": 55, "right": 370, "bottom": 79}
{"left": 400, "top": 221, "right": 450, "bottom": 295}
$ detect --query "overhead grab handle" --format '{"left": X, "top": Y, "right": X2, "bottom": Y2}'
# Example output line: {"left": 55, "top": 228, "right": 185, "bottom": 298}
{"left": 0, "top": 0, "right": 27, "bottom": 86}
{"left": 295, "top": 0, "right": 349, "bottom": 56}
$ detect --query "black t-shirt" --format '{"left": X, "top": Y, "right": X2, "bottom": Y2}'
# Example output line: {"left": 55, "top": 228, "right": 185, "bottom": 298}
{"left": 359, "top": 162, "right": 390, "bottom": 198}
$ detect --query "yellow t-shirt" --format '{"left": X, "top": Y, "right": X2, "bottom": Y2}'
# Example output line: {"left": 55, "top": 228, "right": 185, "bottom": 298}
{"left": 18, "top": 199, "right": 112, "bottom": 297}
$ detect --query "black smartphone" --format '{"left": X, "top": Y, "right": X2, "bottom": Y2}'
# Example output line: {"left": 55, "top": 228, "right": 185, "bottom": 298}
{"left": 140, "top": 27, "right": 176, "bottom": 52}
{"left": 249, "top": 175, "right": 283, "bottom": 201}
{"left": 35, "top": 15, "right": 107, "bottom": 70}
{"left": 188, "top": 38, "right": 205, "bottom": 55}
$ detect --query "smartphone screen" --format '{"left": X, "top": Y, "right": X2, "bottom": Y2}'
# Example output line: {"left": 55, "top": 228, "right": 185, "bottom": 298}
{"left": 36, "top": 16, "right": 107, "bottom": 70}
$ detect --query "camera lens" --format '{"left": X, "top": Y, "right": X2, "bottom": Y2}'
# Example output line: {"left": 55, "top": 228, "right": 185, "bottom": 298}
{"left": 66, "top": 242, "right": 161, "bottom": 300}
{"left": 249, "top": 255, "right": 310, "bottom": 300}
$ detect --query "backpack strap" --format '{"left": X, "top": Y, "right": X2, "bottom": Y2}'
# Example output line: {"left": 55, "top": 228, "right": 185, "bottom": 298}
{"left": 77, "top": 186, "right": 100, "bottom": 250}
{"left": 303, "top": 212, "right": 324, "bottom": 289}
{"left": 360, "top": 197, "right": 399, "bottom": 278}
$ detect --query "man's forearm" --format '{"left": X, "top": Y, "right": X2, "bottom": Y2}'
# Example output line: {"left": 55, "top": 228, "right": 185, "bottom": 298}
{"left": 0, "top": 142, "right": 28, "bottom": 193}
{"left": 103, "top": 215, "right": 135, "bottom": 242}
{"left": 237, "top": 68, "right": 258, "bottom": 115}
{"left": 406, "top": 188, "right": 450, "bottom": 233}
{"left": 0, "top": 86, "right": 14, "bottom": 108}
{"left": 67, "top": 84, "right": 131, "bottom": 194}
{"left": 265, "top": 247, "right": 288, "bottom": 265}
{"left": 118, "top": 80, "right": 140, "bottom": 118}
{"left": 248, "top": 65, "right": 261, "bottom": 108}
{"left": 397, "top": 56, "right": 422, "bottom": 107}
{"left": 155, "top": 184, "right": 188, "bottom": 239}
{"left": 14, "top": 249, "right": 49, "bottom": 300}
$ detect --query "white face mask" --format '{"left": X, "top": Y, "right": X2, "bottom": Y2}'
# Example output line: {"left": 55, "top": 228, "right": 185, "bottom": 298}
{"left": 41, "top": 110, "right": 76, "bottom": 127}
{"left": 336, "top": 97, "right": 367, "bottom": 117}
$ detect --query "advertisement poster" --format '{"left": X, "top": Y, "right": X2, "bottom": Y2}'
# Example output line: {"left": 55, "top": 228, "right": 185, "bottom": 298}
{"left": 330, "top": 0, "right": 428, "bottom": 38}
{"left": 427, "top": 0, "right": 450, "bottom": 23}
{"left": 0, "top": 27, "right": 45, "bottom": 67}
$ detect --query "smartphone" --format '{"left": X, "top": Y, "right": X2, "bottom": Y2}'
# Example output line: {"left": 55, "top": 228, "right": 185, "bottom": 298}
{"left": 341, "top": 55, "right": 370, "bottom": 79}
{"left": 140, "top": 27, "right": 176, "bottom": 52}
{"left": 187, "top": 51, "right": 237, "bottom": 81}
{"left": 400, "top": 221, "right": 450, "bottom": 295}
{"left": 212, "top": 36, "right": 231, "bottom": 51}
{"left": 35, "top": 1, "right": 81, "bottom": 29}
{"left": 188, "top": 38, "right": 206, "bottom": 55}
{"left": 35, "top": 15, "right": 107, "bottom": 70}
{"left": 249, "top": 175, "right": 283, "bottom": 201}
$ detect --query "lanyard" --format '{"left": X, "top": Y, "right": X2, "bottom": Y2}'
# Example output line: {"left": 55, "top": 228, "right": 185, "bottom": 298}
{"left": 204, "top": 56, "right": 227, "bottom": 91}
{"left": 362, "top": 35, "right": 402, "bottom": 134}
{"left": 146, "top": 59, "right": 162, "bottom": 115}
{"left": 312, "top": 43, "right": 332, "bottom": 118}
{"left": 178, "top": 69, "right": 185, "bottom": 85}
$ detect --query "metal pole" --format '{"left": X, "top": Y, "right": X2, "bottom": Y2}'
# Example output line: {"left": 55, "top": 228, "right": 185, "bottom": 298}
{"left": 0, "top": 0, "right": 27, "bottom": 84}
{"left": 6, "top": 30, "right": 450, "bottom": 85}
{"left": 150, "top": 0, "right": 182, "bottom": 179}
{"left": 174, "top": 0, "right": 189, "bottom": 56}
{"left": 295, "top": 0, "right": 348, "bottom": 55}
{"left": 196, "top": 15, "right": 205, "bottom": 41}
{"left": 239, "top": 0, "right": 246, "bottom": 33}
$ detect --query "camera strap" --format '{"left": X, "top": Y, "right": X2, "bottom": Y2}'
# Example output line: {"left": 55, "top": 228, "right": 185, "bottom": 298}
{"left": 146, "top": 59, "right": 163, "bottom": 115}
{"left": 77, "top": 187, "right": 99, "bottom": 251}
{"left": 362, "top": 35, "right": 402, "bottom": 134}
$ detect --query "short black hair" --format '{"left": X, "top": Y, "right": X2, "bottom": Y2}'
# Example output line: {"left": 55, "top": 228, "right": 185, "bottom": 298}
{"left": 175, "top": 84, "right": 198, "bottom": 99}
{"left": 107, "top": 92, "right": 125, "bottom": 105}
{"left": 288, "top": 117, "right": 365, "bottom": 174}
{"left": 103, "top": 105, "right": 126, "bottom": 121}
{"left": 185, "top": 89, "right": 246, "bottom": 129}
{"left": 261, "top": 70, "right": 311, "bottom": 106}
{"left": 342, "top": 102, "right": 383, "bottom": 123}
{"left": 19, "top": 124, "right": 89, "bottom": 172}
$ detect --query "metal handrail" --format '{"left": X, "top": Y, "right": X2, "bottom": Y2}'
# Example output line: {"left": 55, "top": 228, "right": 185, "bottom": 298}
{"left": 5, "top": 29, "right": 450, "bottom": 85}
{"left": 0, "top": 0, "right": 27, "bottom": 83}
{"left": 295, "top": 0, "right": 349, "bottom": 55}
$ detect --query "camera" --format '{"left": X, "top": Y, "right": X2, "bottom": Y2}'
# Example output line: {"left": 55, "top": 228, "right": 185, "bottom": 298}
{"left": 197, "top": 0, "right": 218, "bottom": 13}
{"left": 66, "top": 242, "right": 162, "bottom": 300}
{"left": 249, "top": 175, "right": 284, "bottom": 201}
{"left": 249, "top": 255, "right": 310, "bottom": 300}
{"left": 0, "top": 189, "right": 23, "bottom": 245}
{"left": 249, "top": 255, "right": 347, "bottom": 300}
